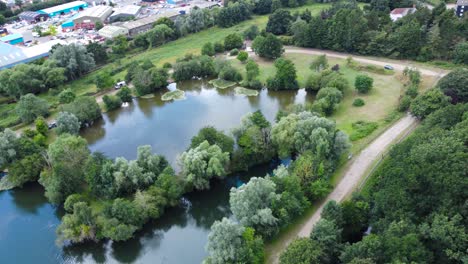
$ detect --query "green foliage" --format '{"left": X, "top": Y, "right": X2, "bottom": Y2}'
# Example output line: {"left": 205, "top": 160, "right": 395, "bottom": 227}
{"left": 58, "top": 89, "right": 76, "bottom": 104}
{"left": 8, "top": 153, "right": 45, "bottom": 187}
{"left": 354, "top": 75, "right": 373, "bottom": 94}
{"left": 353, "top": 98, "right": 365, "bottom": 107}
{"left": 310, "top": 55, "right": 329, "bottom": 72}
{"left": 245, "top": 59, "right": 260, "bottom": 82}
{"left": 51, "top": 43, "right": 95, "bottom": 80}
{"left": 94, "top": 71, "right": 114, "bottom": 91}
{"left": 243, "top": 25, "right": 259, "bottom": 40}
{"left": 172, "top": 55, "right": 216, "bottom": 82}
{"left": 201, "top": 42, "right": 215, "bottom": 56}
{"left": 63, "top": 193, "right": 86, "bottom": 213}
{"left": 214, "top": 41, "right": 225, "bottom": 53}
{"left": 218, "top": 63, "right": 243, "bottom": 82}
{"left": 237, "top": 51, "right": 248, "bottom": 63}
{"left": 0, "top": 129, "right": 20, "bottom": 167}
{"left": 266, "top": 9, "right": 292, "bottom": 35}
{"left": 267, "top": 58, "right": 298, "bottom": 90}
{"left": 190, "top": 126, "right": 234, "bottom": 154}
{"left": 229, "top": 48, "right": 239, "bottom": 56}
{"left": 280, "top": 238, "right": 322, "bottom": 264}
{"left": 224, "top": 33, "right": 243, "bottom": 51}
{"left": 179, "top": 141, "right": 229, "bottom": 190}
{"left": 398, "top": 95, "right": 412, "bottom": 112}
{"left": 86, "top": 42, "right": 107, "bottom": 64}
{"left": 313, "top": 87, "right": 343, "bottom": 116}
{"left": 15, "top": 94, "right": 49, "bottom": 124}
{"left": 453, "top": 42, "right": 468, "bottom": 65}
{"left": 252, "top": 33, "right": 284, "bottom": 59}
{"left": 436, "top": 68, "right": 468, "bottom": 104}
{"left": 56, "top": 112, "right": 80, "bottom": 135}
{"left": 103, "top": 95, "right": 122, "bottom": 111}
{"left": 35, "top": 117, "right": 48, "bottom": 136}
{"left": 116, "top": 86, "right": 133, "bottom": 103}
{"left": 60, "top": 96, "right": 101, "bottom": 126}
{"left": 133, "top": 67, "right": 168, "bottom": 95}
{"left": 349, "top": 121, "right": 378, "bottom": 141}
{"left": 216, "top": 1, "right": 251, "bottom": 27}
{"left": 410, "top": 88, "right": 450, "bottom": 119}
{"left": 305, "top": 70, "right": 349, "bottom": 92}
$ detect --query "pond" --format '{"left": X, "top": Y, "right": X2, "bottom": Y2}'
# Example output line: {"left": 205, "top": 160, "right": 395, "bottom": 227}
{"left": 0, "top": 80, "right": 314, "bottom": 264}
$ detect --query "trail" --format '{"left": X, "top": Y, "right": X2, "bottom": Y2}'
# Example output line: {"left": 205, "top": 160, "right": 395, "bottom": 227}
{"left": 268, "top": 114, "right": 419, "bottom": 263}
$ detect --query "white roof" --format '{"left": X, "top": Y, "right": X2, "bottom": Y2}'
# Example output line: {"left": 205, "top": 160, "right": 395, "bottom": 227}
{"left": 21, "top": 40, "right": 67, "bottom": 58}
{"left": 75, "top": 5, "right": 112, "bottom": 19}
{"left": 40, "top": 1, "right": 87, "bottom": 14}
{"left": 111, "top": 5, "right": 141, "bottom": 16}
{"left": 98, "top": 25, "right": 128, "bottom": 37}
{"left": 120, "top": 10, "right": 179, "bottom": 30}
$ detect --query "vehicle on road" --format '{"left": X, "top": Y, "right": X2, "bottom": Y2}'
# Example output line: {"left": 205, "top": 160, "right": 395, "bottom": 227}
{"left": 384, "top": 65, "right": 394, "bottom": 70}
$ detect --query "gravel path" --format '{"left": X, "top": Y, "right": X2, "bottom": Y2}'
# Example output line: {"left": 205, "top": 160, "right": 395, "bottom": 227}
{"left": 269, "top": 114, "right": 418, "bottom": 263}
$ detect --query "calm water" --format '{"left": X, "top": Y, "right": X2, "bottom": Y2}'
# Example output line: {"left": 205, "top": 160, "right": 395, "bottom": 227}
{"left": 0, "top": 80, "right": 314, "bottom": 264}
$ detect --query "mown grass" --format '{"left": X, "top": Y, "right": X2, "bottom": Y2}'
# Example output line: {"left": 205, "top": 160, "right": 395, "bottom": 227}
{"left": 161, "top": 89, "right": 185, "bottom": 101}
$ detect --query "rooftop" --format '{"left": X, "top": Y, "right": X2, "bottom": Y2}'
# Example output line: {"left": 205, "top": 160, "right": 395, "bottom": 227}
{"left": 120, "top": 10, "right": 179, "bottom": 30}
{"left": 457, "top": 0, "right": 468, "bottom": 5}
{"left": 0, "top": 42, "right": 27, "bottom": 69}
{"left": 75, "top": 5, "right": 112, "bottom": 18}
{"left": 99, "top": 25, "right": 128, "bottom": 35}
{"left": 390, "top": 7, "right": 416, "bottom": 15}
{"left": 111, "top": 5, "right": 141, "bottom": 16}
{"left": 0, "top": 33, "right": 23, "bottom": 42}
{"left": 39, "top": 1, "right": 87, "bottom": 14}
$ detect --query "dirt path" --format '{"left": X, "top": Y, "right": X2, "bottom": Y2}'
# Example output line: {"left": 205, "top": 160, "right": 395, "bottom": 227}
{"left": 284, "top": 47, "right": 448, "bottom": 77}
{"left": 268, "top": 114, "right": 418, "bottom": 263}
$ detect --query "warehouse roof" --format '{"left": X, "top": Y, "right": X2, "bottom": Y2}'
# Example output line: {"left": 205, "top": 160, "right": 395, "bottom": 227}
{"left": 0, "top": 33, "right": 23, "bottom": 42}
{"left": 0, "top": 42, "right": 27, "bottom": 69}
{"left": 112, "top": 5, "right": 141, "bottom": 16}
{"left": 39, "top": 1, "right": 87, "bottom": 15}
{"left": 120, "top": 10, "right": 179, "bottom": 30}
{"left": 19, "top": 11, "right": 42, "bottom": 20}
{"left": 99, "top": 25, "right": 128, "bottom": 36}
{"left": 75, "top": 5, "right": 112, "bottom": 19}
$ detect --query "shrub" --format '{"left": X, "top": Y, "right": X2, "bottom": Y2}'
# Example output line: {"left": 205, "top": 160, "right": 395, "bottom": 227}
{"left": 58, "top": 89, "right": 76, "bottom": 104}
{"left": 237, "top": 51, "right": 248, "bottom": 62}
{"left": 354, "top": 75, "right": 373, "bottom": 94}
{"left": 352, "top": 98, "right": 365, "bottom": 107}
{"left": 398, "top": 95, "right": 412, "bottom": 112}
{"left": 103, "top": 95, "right": 122, "bottom": 111}
{"left": 219, "top": 65, "right": 243, "bottom": 82}
{"left": 405, "top": 84, "right": 419, "bottom": 98}
{"left": 349, "top": 121, "right": 378, "bottom": 141}
{"left": 230, "top": 49, "right": 239, "bottom": 56}
{"left": 162, "top": 62, "right": 172, "bottom": 69}
{"left": 224, "top": 33, "right": 243, "bottom": 51}
{"left": 201, "top": 42, "right": 215, "bottom": 56}
{"left": 116, "top": 86, "right": 133, "bottom": 102}
{"left": 214, "top": 41, "right": 225, "bottom": 53}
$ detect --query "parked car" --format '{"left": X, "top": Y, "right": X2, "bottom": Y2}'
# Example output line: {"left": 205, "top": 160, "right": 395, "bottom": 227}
{"left": 384, "top": 65, "right": 394, "bottom": 70}
{"left": 114, "top": 81, "right": 126, "bottom": 89}
{"left": 48, "top": 122, "right": 57, "bottom": 129}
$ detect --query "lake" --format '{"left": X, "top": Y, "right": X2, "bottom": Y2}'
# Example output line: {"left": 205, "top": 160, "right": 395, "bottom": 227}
{"left": 0, "top": 80, "right": 314, "bottom": 264}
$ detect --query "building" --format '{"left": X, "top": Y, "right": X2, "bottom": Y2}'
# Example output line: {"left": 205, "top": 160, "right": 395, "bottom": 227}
{"left": 109, "top": 5, "right": 141, "bottom": 22}
{"left": 166, "top": 0, "right": 185, "bottom": 5}
{"left": 98, "top": 25, "right": 129, "bottom": 38}
{"left": 0, "top": 40, "right": 66, "bottom": 70}
{"left": 38, "top": 1, "right": 88, "bottom": 17}
{"left": 119, "top": 10, "right": 179, "bottom": 36}
{"left": 18, "top": 11, "right": 49, "bottom": 23}
{"left": 390, "top": 7, "right": 416, "bottom": 21}
{"left": 73, "top": 5, "right": 112, "bottom": 24}
{"left": 0, "top": 33, "right": 24, "bottom": 45}
{"left": 456, "top": 0, "right": 468, "bottom": 17}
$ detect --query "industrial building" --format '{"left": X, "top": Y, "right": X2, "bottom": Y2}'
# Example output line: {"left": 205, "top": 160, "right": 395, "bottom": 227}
{"left": 0, "top": 40, "right": 66, "bottom": 70}
{"left": 0, "top": 33, "right": 24, "bottom": 45}
{"left": 456, "top": 0, "right": 468, "bottom": 17}
{"left": 18, "top": 11, "right": 49, "bottom": 23}
{"left": 73, "top": 5, "right": 112, "bottom": 24}
{"left": 120, "top": 10, "right": 179, "bottom": 36}
{"left": 98, "top": 25, "right": 129, "bottom": 39}
{"left": 109, "top": 5, "right": 141, "bottom": 22}
{"left": 38, "top": 1, "right": 88, "bottom": 17}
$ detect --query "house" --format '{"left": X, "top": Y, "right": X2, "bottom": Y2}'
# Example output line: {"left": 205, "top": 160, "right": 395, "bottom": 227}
{"left": 456, "top": 0, "right": 468, "bottom": 17}
{"left": 390, "top": 7, "right": 416, "bottom": 21}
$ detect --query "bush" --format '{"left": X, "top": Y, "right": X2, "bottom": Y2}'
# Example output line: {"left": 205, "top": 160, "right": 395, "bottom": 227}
{"left": 116, "top": 86, "right": 133, "bottom": 103}
{"left": 230, "top": 48, "right": 239, "bottom": 56}
{"left": 162, "top": 62, "right": 172, "bottom": 69}
{"left": 16, "top": 94, "right": 49, "bottom": 124}
{"left": 201, "top": 42, "right": 215, "bottom": 56}
{"left": 224, "top": 33, "right": 243, "bottom": 51}
{"left": 58, "top": 89, "right": 76, "bottom": 104}
{"left": 352, "top": 98, "right": 365, "bottom": 107}
{"left": 237, "top": 51, "right": 248, "bottom": 62}
{"left": 214, "top": 41, "right": 225, "bottom": 53}
{"left": 56, "top": 112, "right": 81, "bottom": 135}
{"left": 355, "top": 75, "right": 373, "bottom": 94}
{"left": 103, "top": 95, "right": 122, "bottom": 111}
{"left": 349, "top": 121, "right": 378, "bottom": 141}
{"left": 405, "top": 84, "right": 419, "bottom": 98}
{"left": 398, "top": 95, "right": 412, "bottom": 112}
{"left": 219, "top": 65, "right": 243, "bottom": 82}
{"left": 248, "top": 79, "right": 263, "bottom": 89}
{"left": 243, "top": 25, "right": 259, "bottom": 40}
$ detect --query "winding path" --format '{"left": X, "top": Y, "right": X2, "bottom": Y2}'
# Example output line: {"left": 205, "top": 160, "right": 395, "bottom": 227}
{"left": 268, "top": 114, "right": 418, "bottom": 263}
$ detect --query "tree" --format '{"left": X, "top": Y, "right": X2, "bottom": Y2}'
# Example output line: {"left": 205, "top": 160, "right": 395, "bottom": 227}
{"left": 314, "top": 87, "right": 343, "bottom": 116}
{"left": 56, "top": 202, "right": 96, "bottom": 244}
{"left": 86, "top": 42, "right": 107, "bottom": 64}
{"left": 0, "top": 129, "right": 19, "bottom": 167}
{"left": 266, "top": 9, "right": 292, "bottom": 35}
{"left": 116, "top": 86, "right": 133, "bottom": 103}
{"left": 436, "top": 68, "right": 468, "bottom": 103}
{"left": 266, "top": 58, "right": 298, "bottom": 90}
{"left": 201, "top": 42, "right": 215, "bottom": 56}
{"left": 39, "top": 134, "right": 90, "bottom": 204}
{"left": 8, "top": 154, "right": 45, "bottom": 187}
{"left": 16, "top": 94, "right": 49, "bottom": 123}
{"left": 112, "top": 35, "right": 128, "bottom": 55}
{"left": 35, "top": 117, "right": 48, "bottom": 135}
{"left": 94, "top": 71, "right": 114, "bottom": 91}
{"left": 133, "top": 67, "right": 168, "bottom": 95}
{"left": 354, "top": 75, "right": 373, "bottom": 94}
{"left": 310, "top": 219, "right": 342, "bottom": 264}
{"left": 205, "top": 218, "right": 264, "bottom": 264}
{"left": 60, "top": 96, "right": 101, "bottom": 126}
{"left": 218, "top": 64, "right": 242, "bottom": 82}
{"left": 310, "top": 55, "right": 329, "bottom": 72}
{"left": 237, "top": 51, "right": 248, "bottom": 63}
{"left": 0, "top": 15, "right": 5, "bottom": 26}
{"left": 224, "top": 33, "right": 243, "bottom": 51}
{"left": 390, "top": 19, "right": 423, "bottom": 58}
{"left": 290, "top": 18, "right": 310, "bottom": 47}
{"left": 103, "top": 95, "right": 122, "bottom": 111}
{"left": 453, "top": 42, "right": 468, "bottom": 65}
{"left": 146, "top": 24, "right": 174, "bottom": 48}
{"left": 179, "top": 141, "right": 229, "bottom": 190}
{"left": 245, "top": 59, "right": 260, "bottom": 81}
{"left": 279, "top": 238, "right": 323, "bottom": 264}
{"left": 58, "top": 89, "right": 76, "bottom": 104}
{"left": 243, "top": 25, "right": 259, "bottom": 40}
{"left": 190, "top": 126, "right": 234, "bottom": 154}
{"left": 252, "top": 34, "right": 284, "bottom": 59}
{"left": 214, "top": 41, "right": 224, "bottom": 53}
{"left": 410, "top": 88, "right": 450, "bottom": 119}
{"left": 230, "top": 177, "right": 280, "bottom": 237}
{"left": 51, "top": 44, "right": 95, "bottom": 80}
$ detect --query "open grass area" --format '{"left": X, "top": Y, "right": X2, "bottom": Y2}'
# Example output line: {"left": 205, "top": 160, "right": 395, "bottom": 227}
{"left": 161, "top": 89, "right": 186, "bottom": 101}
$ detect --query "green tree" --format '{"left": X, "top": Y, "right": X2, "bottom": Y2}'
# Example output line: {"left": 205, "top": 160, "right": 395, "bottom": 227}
{"left": 252, "top": 33, "right": 284, "bottom": 59}
{"left": 214, "top": 41, "right": 224, "bottom": 53}
{"left": 237, "top": 51, "right": 248, "bottom": 63}
{"left": 224, "top": 33, "right": 243, "bottom": 50}
{"left": 390, "top": 19, "right": 423, "bottom": 58}
{"left": 8, "top": 154, "right": 45, "bottom": 187}
{"left": 0, "top": 15, "right": 5, "bottom": 26}
{"left": 201, "top": 42, "right": 215, "bottom": 56}
{"left": 0, "top": 129, "right": 19, "bottom": 167}
{"left": 60, "top": 96, "right": 101, "bottom": 126}
{"left": 453, "top": 42, "right": 468, "bottom": 65}
{"left": 58, "top": 89, "right": 76, "bottom": 104}
{"left": 310, "top": 55, "right": 329, "bottom": 72}
{"left": 243, "top": 25, "right": 259, "bottom": 40}
{"left": 35, "top": 117, "right": 48, "bottom": 135}
{"left": 51, "top": 43, "right": 95, "bottom": 80}
{"left": 94, "top": 71, "right": 114, "bottom": 91}
{"left": 314, "top": 87, "right": 343, "bottom": 116}
{"left": 39, "top": 134, "right": 90, "bottom": 204}
{"left": 410, "top": 88, "right": 450, "bottom": 119}
{"left": 280, "top": 238, "right": 323, "bottom": 264}
{"left": 266, "top": 9, "right": 292, "bottom": 35}
{"left": 179, "top": 141, "right": 229, "bottom": 190}
{"left": 103, "top": 95, "right": 122, "bottom": 111}
{"left": 190, "top": 126, "right": 234, "bottom": 154}
{"left": 310, "top": 219, "right": 342, "bottom": 264}
{"left": 16, "top": 94, "right": 49, "bottom": 123}
{"left": 116, "top": 86, "right": 133, "bottom": 102}
{"left": 112, "top": 35, "right": 129, "bottom": 55}
{"left": 230, "top": 177, "right": 280, "bottom": 237}
{"left": 134, "top": 67, "right": 168, "bottom": 95}
{"left": 245, "top": 59, "right": 260, "bottom": 81}
{"left": 436, "top": 68, "right": 468, "bottom": 103}
{"left": 146, "top": 24, "right": 174, "bottom": 48}
{"left": 354, "top": 75, "right": 373, "bottom": 94}
{"left": 266, "top": 58, "right": 298, "bottom": 90}
{"left": 86, "top": 42, "right": 107, "bottom": 64}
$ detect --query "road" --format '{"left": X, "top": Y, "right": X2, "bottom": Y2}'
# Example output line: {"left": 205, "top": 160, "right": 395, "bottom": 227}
{"left": 268, "top": 114, "right": 418, "bottom": 263}
{"left": 284, "top": 47, "right": 447, "bottom": 77}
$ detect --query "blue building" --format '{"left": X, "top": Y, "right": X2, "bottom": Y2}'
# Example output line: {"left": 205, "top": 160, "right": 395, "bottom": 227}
{"left": 38, "top": 1, "right": 88, "bottom": 17}
{"left": 456, "top": 0, "right": 468, "bottom": 17}
{"left": 0, "top": 33, "right": 24, "bottom": 45}
{"left": 0, "top": 42, "right": 28, "bottom": 69}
